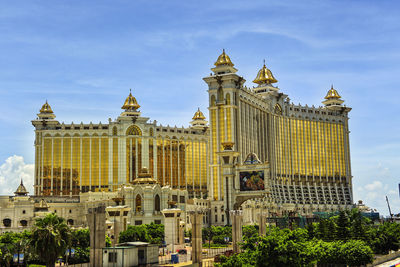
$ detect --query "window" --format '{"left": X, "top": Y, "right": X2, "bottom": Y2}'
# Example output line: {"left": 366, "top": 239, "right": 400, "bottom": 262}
{"left": 109, "top": 252, "right": 117, "bottom": 263}
{"left": 22, "top": 210, "right": 26, "bottom": 214}
{"left": 135, "top": 195, "right": 142, "bottom": 212}
{"left": 180, "top": 196, "right": 185, "bottom": 203}
{"left": 155, "top": 220, "right": 161, "bottom": 224}
{"left": 135, "top": 220, "right": 142, "bottom": 225}
{"left": 215, "top": 215, "right": 218, "bottom": 222}
{"left": 3, "top": 219, "right": 11, "bottom": 227}
{"left": 20, "top": 220, "right": 27, "bottom": 227}
{"left": 69, "top": 210, "right": 72, "bottom": 214}
{"left": 222, "top": 215, "right": 224, "bottom": 222}
{"left": 155, "top": 195, "right": 161, "bottom": 212}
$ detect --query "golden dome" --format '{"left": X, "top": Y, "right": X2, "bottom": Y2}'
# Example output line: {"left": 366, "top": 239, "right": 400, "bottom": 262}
{"left": 122, "top": 90, "right": 140, "bottom": 110}
{"left": 325, "top": 85, "right": 342, "bottom": 99}
{"left": 214, "top": 49, "right": 234, "bottom": 67}
{"left": 39, "top": 101, "right": 53, "bottom": 114}
{"left": 253, "top": 63, "right": 278, "bottom": 85}
{"left": 14, "top": 179, "right": 28, "bottom": 196}
{"left": 192, "top": 108, "right": 206, "bottom": 120}
{"left": 132, "top": 167, "right": 157, "bottom": 184}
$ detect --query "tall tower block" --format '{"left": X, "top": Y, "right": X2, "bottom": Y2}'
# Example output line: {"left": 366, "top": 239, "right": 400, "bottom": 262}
{"left": 203, "top": 50, "right": 245, "bottom": 201}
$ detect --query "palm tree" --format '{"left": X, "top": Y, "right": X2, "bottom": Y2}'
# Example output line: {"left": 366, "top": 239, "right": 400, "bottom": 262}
{"left": 30, "top": 213, "right": 72, "bottom": 267}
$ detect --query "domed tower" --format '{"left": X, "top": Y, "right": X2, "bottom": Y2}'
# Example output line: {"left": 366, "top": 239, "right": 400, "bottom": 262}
{"left": 253, "top": 61, "right": 279, "bottom": 96}
{"left": 211, "top": 49, "right": 238, "bottom": 75}
{"left": 37, "top": 101, "right": 56, "bottom": 120}
{"left": 32, "top": 100, "right": 59, "bottom": 130}
{"left": 203, "top": 50, "right": 244, "bottom": 201}
{"left": 14, "top": 179, "right": 29, "bottom": 196}
{"left": 322, "top": 85, "right": 350, "bottom": 111}
{"left": 121, "top": 89, "right": 141, "bottom": 117}
{"left": 190, "top": 108, "right": 208, "bottom": 130}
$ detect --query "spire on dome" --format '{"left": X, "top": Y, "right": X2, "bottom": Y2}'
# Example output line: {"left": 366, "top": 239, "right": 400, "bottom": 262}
{"left": 132, "top": 167, "right": 157, "bottom": 185}
{"left": 214, "top": 49, "right": 234, "bottom": 67}
{"left": 322, "top": 85, "right": 345, "bottom": 109}
{"left": 324, "top": 85, "right": 342, "bottom": 99}
{"left": 39, "top": 100, "right": 54, "bottom": 114}
{"left": 122, "top": 89, "right": 141, "bottom": 111}
{"left": 192, "top": 108, "right": 206, "bottom": 120}
{"left": 190, "top": 108, "right": 208, "bottom": 129}
{"left": 37, "top": 100, "right": 56, "bottom": 120}
{"left": 14, "top": 179, "right": 29, "bottom": 196}
{"left": 253, "top": 61, "right": 278, "bottom": 85}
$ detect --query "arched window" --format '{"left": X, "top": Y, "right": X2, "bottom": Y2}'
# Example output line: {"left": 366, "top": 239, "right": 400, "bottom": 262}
{"left": 20, "top": 220, "right": 27, "bottom": 227}
{"left": 217, "top": 88, "right": 224, "bottom": 102}
{"left": 210, "top": 95, "right": 216, "bottom": 107}
{"left": 67, "top": 219, "right": 74, "bottom": 226}
{"left": 3, "top": 218, "right": 11, "bottom": 227}
{"left": 155, "top": 194, "right": 161, "bottom": 212}
{"left": 126, "top": 125, "right": 142, "bottom": 136}
{"left": 226, "top": 93, "right": 230, "bottom": 105}
{"left": 274, "top": 103, "right": 282, "bottom": 115}
{"left": 135, "top": 194, "right": 142, "bottom": 212}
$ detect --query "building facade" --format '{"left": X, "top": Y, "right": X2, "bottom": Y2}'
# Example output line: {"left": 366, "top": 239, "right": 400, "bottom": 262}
{"left": 26, "top": 50, "right": 354, "bottom": 227}
{"left": 32, "top": 94, "right": 208, "bottom": 199}
{"left": 204, "top": 51, "right": 353, "bottom": 220}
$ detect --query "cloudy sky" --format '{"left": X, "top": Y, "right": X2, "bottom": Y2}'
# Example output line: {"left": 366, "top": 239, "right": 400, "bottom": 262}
{"left": 0, "top": 0, "right": 399, "bottom": 215}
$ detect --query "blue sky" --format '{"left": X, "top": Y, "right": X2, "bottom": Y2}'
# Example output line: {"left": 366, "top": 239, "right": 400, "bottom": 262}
{"left": 0, "top": 0, "right": 399, "bottom": 214}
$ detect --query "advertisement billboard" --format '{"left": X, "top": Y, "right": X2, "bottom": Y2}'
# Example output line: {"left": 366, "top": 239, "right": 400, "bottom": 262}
{"left": 239, "top": 171, "right": 265, "bottom": 191}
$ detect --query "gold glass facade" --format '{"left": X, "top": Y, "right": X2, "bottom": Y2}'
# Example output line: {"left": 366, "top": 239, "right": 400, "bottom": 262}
{"left": 35, "top": 124, "right": 207, "bottom": 196}
{"left": 273, "top": 117, "right": 346, "bottom": 181}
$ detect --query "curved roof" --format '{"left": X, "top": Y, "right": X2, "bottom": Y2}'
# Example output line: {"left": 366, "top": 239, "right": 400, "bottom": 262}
{"left": 192, "top": 108, "right": 206, "bottom": 120}
{"left": 122, "top": 90, "right": 141, "bottom": 110}
{"left": 14, "top": 180, "right": 28, "bottom": 196}
{"left": 214, "top": 49, "right": 234, "bottom": 67}
{"left": 253, "top": 63, "right": 278, "bottom": 84}
{"left": 325, "top": 85, "right": 342, "bottom": 99}
{"left": 39, "top": 101, "right": 54, "bottom": 114}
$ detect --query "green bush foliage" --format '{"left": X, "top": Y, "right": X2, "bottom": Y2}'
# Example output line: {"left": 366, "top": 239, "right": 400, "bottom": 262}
{"left": 118, "top": 223, "right": 164, "bottom": 244}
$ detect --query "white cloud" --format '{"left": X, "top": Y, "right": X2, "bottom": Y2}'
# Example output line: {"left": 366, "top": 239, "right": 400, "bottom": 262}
{"left": 365, "top": 181, "right": 383, "bottom": 191}
{"left": 0, "top": 155, "right": 34, "bottom": 195}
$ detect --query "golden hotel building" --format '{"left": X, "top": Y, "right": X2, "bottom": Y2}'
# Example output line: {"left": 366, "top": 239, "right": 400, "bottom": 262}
{"left": 32, "top": 50, "right": 353, "bottom": 214}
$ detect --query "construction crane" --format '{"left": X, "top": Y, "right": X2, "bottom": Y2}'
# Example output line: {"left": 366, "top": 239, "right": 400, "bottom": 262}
{"left": 386, "top": 196, "right": 393, "bottom": 222}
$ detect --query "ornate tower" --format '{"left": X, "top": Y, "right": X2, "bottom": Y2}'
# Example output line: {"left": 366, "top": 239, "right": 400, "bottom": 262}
{"left": 253, "top": 61, "right": 279, "bottom": 97}
{"left": 190, "top": 108, "right": 208, "bottom": 130}
{"left": 32, "top": 101, "right": 59, "bottom": 195}
{"left": 203, "top": 50, "right": 245, "bottom": 201}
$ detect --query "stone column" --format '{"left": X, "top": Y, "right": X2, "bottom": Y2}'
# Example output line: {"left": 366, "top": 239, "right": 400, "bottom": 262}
{"left": 86, "top": 205, "right": 106, "bottom": 267}
{"left": 258, "top": 212, "right": 266, "bottom": 236}
{"left": 190, "top": 211, "right": 203, "bottom": 265}
{"left": 162, "top": 208, "right": 182, "bottom": 252}
{"left": 230, "top": 210, "right": 243, "bottom": 254}
{"left": 106, "top": 204, "right": 131, "bottom": 246}
{"left": 178, "top": 221, "right": 185, "bottom": 245}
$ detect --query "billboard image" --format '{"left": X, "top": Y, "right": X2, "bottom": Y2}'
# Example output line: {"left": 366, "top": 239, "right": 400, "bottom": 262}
{"left": 239, "top": 171, "right": 265, "bottom": 191}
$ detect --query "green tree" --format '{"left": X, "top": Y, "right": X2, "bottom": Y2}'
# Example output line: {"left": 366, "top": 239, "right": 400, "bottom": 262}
{"left": 68, "top": 229, "right": 90, "bottom": 264}
{"left": 340, "top": 240, "right": 373, "bottom": 266}
{"left": 119, "top": 225, "right": 150, "bottom": 243}
{"left": 336, "top": 210, "right": 350, "bottom": 241}
{"left": 146, "top": 223, "right": 164, "bottom": 244}
{"left": 242, "top": 225, "right": 258, "bottom": 240}
{"left": 30, "top": 213, "right": 72, "bottom": 267}
{"left": 326, "top": 219, "right": 337, "bottom": 241}
{"left": 316, "top": 219, "right": 328, "bottom": 240}
{"left": 306, "top": 222, "right": 316, "bottom": 240}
